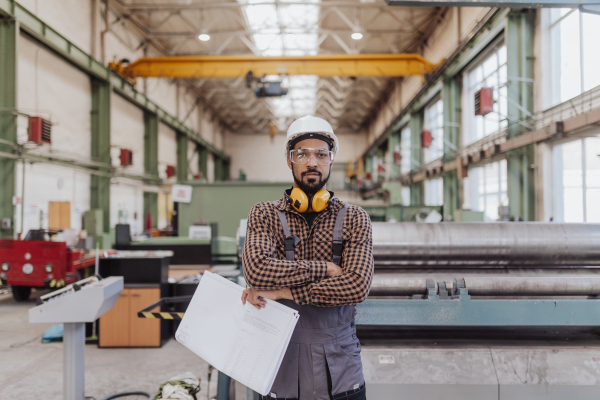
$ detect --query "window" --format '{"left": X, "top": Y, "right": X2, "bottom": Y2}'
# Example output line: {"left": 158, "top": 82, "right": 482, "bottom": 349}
{"left": 464, "top": 40, "right": 508, "bottom": 145}
{"left": 423, "top": 98, "right": 444, "bottom": 163}
{"left": 400, "top": 125, "right": 412, "bottom": 173}
{"left": 424, "top": 177, "right": 443, "bottom": 206}
{"left": 464, "top": 159, "right": 508, "bottom": 221}
{"left": 550, "top": 9, "right": 600, "bottom": 105}
{"left": 552, "top": 137, "right": 600, "bottom": 222}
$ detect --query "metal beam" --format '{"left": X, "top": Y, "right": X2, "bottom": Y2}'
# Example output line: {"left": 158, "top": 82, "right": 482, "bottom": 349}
{"left": 506, "top": 10, "right": 535, "bottom": 221}
{"left": 90, "top": 79, "right": 111, "bottom": 234}
{"left": 386, "top": 0, "right": 600, "bottom": 7}
{"left": 176, "top": 132, "right": 188, "bottom": 181}
{"left": 198, "top": 145, "right": 208, "bottom": 180}
{"left": 356, "top": 298, "right": 600, "bottom": 327}
{"left": 144, "top": 111, "right": 159, "bottom": 230}
{"left": 409, "top": 112, "right": 423, "bottom": 205}
{"left": 442, "top": 78, "right": 461, "bottom": 220}
{"left": 0, "top": 17, "right": 17, "bottom": 237}
{"left": 109, "top": 54, "right": 441, "bottom": 80}
{"left": 0, "top": 0, "right": 229, "bottom": 161}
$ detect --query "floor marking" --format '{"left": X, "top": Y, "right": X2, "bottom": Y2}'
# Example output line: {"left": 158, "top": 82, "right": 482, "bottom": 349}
{"left": 0, "top": 309, "right": 28, "bottom": 323}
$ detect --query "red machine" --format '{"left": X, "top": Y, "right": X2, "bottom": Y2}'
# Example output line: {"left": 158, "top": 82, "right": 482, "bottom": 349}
{"left": 0, "top": 237, "right": 96, "bottom": 302}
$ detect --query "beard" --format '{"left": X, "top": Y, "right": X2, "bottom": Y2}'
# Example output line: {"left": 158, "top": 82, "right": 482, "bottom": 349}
{"left": 292, "top": 165, "right": 331, "bottom": 195}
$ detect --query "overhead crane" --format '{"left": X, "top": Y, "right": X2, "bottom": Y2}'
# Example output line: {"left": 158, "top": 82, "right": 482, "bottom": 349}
{"left": 108, "top": 53, "right": 442, "bottom": 81}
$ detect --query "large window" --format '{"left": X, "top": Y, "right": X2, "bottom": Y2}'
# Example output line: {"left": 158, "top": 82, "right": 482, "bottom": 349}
{"left": 550, "top": 9, "right": 600, "bottom": 105}
{"left": 464, "top": 159, "right": 508, "bottom": 221}
{"left": 463, "top": 40, "right": 508, "bottom": 145}
{"left": 423, "top": 98, "right": 444, "bottom": 163}
{"left": 424, "top": 177, "right": 443, "bottom": 206}
{"left": 552, "top": 136, "right": 600, "bottom": 222}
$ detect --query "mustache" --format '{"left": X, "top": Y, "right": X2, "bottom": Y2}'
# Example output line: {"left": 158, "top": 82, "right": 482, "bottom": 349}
{"left": 301, "top": 169, "right": 322, "bottom": 178}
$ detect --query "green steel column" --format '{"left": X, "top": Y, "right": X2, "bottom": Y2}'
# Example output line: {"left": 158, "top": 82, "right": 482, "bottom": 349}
{"left": 364, "top": 153, "right": 373, "bottom": 186}
{"left": 409, "top": 112, "right": 423, "bottom": 205}
{"left": 198, "top": 145, "right": 208, "bottom": 180}
{"left": 176, "top": 132, "right": 188, "bottom": 182}
{"left": 223, "top": 159, "right": 230, "bottom": 181}
{"left": 442, "top": 78, "right": 462, "bottom": 220}
{"left": 506, "top": 10, "right": 535, "bottom": 221}
{"left": 90, "top": 79, "right": 111, "bottom": 233}
{"left": 0, "top": 18, "right": 17, "bottom": 237}
{"left": 214, "top": 155, "right": 223, "bottom": 182}
{"left": 387, "top": 132, "right": 400, "bottom": 181}
{"left": 144, "top": 111, "right": 158, "bottom": 229}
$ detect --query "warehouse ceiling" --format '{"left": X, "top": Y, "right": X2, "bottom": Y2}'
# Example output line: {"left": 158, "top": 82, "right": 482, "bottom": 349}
{"left": 109, "top": 0, "right": 445, "bottom": 134}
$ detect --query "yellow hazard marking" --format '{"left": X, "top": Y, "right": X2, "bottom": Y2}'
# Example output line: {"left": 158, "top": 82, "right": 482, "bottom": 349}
{"left": 142, "top": 312, "right": 156, "bottom": 318}
{"left": 50, "top": 280, "right": 56, "bottom": 288}
{"left": 177, "top": 313, "right": 185, "bottom": 319}
{"left": 160, "top": 313, "right": 173, "bottom": 319}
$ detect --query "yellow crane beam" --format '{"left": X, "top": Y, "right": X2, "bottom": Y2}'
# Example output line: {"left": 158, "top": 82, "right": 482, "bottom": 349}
{"left": 109, "top": 54, "right": 441, "bottom": 80}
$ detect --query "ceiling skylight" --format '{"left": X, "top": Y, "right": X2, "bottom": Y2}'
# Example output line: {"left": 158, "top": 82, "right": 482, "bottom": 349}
{"left": 240, "top": 0, "right": 320, "bottom": 124}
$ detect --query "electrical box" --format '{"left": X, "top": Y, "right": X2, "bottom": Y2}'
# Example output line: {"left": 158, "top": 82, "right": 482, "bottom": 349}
{"left": 166, "top": 165, "right": 176, "bottom": 178}
{"left": 120, "top": 149, "right": 133, "bottom": 166}
{"left": 421, "top": 130, "right": 433, "bottom": 148}
{"left": 474, "top": 87, "right": 494, "bottom": 116}
{"left": 28, "top": 117, "right": 52, "bottom": 145}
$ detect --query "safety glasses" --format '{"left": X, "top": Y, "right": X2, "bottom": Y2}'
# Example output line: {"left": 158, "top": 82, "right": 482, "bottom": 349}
{"left": 289, "top": 148, "right": 334, "bottom": 165}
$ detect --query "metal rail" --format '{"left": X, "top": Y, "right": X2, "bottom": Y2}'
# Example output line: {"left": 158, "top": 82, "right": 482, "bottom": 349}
{"left": 109, "top": 54, "right": 441, "bottom": 80}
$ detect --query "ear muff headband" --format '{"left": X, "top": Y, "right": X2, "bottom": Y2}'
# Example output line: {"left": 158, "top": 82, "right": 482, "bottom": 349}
{"left": 289, "top": 188, "right": 330, "bottom": 213}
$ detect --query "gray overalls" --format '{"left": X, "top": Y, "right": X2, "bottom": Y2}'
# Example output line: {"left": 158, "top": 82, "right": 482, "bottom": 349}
{"left": 262, "top": 203, "right": 366, "bottom": 400}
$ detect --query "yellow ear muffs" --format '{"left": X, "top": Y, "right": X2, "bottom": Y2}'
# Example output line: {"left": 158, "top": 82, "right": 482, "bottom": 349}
{"left": 290, "top": 188, "right": 309, "bottom": 212}
{"left": 311, "top": 189, "right": 330, "bottom": 212}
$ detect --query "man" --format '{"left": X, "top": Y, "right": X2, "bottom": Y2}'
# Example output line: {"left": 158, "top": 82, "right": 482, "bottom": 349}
{"left": 241, "top": 115, "right": 374, "bottom": 400}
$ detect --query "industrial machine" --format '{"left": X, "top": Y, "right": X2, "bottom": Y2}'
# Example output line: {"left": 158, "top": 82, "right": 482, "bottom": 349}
{"left": 29, "top": 275, "right": 124, "bottom": 400}
{"left": 357, "top": 221, "right": 600, "bottom": 399}
{"left": 0, "top": 230, "right": 97, "bottom": 301}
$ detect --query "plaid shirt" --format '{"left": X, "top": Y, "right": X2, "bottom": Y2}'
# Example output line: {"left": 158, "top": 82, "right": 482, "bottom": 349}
{"left": 242, "top": 195, "right": 374, "bottom": 307}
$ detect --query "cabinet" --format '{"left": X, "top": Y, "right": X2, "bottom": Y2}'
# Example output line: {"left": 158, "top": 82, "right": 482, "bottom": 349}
{"left": 99, "top": 287, "right": 161, "bottom": 347}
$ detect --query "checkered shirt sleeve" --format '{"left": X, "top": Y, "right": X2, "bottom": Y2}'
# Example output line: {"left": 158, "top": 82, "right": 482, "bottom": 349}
{"left": 289, "top": 206, "right": 373, "bottom": 307}
{"left": 242, "top": 203, "right": 328, "bottom": 290}
{"left": 242, "top": 199, "right": 373, "bottom": 307}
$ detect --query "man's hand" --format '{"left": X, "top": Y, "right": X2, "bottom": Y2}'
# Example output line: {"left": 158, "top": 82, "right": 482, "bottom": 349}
{"left": 241, "top": 287, "right": 293, "bottom": 309}
{"left": 326, "top": 261, "right": 343, "bottom": 278}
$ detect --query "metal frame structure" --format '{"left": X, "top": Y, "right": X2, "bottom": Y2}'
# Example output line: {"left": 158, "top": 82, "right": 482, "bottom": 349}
{"left": 106, "top": 0, "right": 446, "bottom": 134}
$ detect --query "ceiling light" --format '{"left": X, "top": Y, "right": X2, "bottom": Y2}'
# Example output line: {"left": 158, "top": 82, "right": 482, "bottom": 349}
{"left": 351, "top": 32, "right": 363, "bottom": 40}
{"left": 198, "top": 34, "right": 210, "bottom": 42}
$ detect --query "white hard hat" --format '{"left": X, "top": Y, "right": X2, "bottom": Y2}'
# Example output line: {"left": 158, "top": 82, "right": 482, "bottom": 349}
{"left": 284, "top": 115, "right": 339, "bottom": 157}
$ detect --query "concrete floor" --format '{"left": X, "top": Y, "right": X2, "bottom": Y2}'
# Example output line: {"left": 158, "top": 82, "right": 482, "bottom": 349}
{"left": 0, "top": 290, "right": 215, "bottom": 400}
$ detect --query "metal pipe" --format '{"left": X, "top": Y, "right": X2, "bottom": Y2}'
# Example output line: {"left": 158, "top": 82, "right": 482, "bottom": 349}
{"left": 369, "top": 275, "right": 429, "bottom": 296}
{"left": 372, "top": 222, "right": 600, "bottom": 267}
{"left": 463, "top": 276, "right": 600, "bottom": 296}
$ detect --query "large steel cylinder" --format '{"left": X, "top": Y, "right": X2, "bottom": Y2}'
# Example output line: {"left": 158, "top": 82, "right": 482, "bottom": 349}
{"left": 372, "top": 222, "right": 600, "bottom": 267}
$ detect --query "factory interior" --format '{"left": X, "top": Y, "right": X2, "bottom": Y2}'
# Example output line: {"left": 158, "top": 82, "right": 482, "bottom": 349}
{"left": 1, "top": 0, "right": 600, "bottom": 399}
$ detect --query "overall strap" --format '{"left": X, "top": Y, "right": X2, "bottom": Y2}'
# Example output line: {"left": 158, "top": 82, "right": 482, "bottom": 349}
{"left": 272, "top": 201, "right": 297, "bottom": 261}
{"left": 332, "top": 204, "right": 350, "bottom": 266}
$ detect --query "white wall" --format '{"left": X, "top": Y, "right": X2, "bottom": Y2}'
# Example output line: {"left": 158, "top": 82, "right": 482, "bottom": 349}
{"left": 111, "top": 94, "right": 145, "bottom": 175}
{"left": 15, "top": 163, "right": 91, "bottom": 235}
{"left": 224, "top": 131, "right": 366, "bottom": 182}
{"left": 110, "top": 179, "right": 144, "bottom": 236}
{"left": 16, "top": 34, "right": 92, "bottom": 233}
{"left": 18, "top": 0, "right": 92, "bottom": 54}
